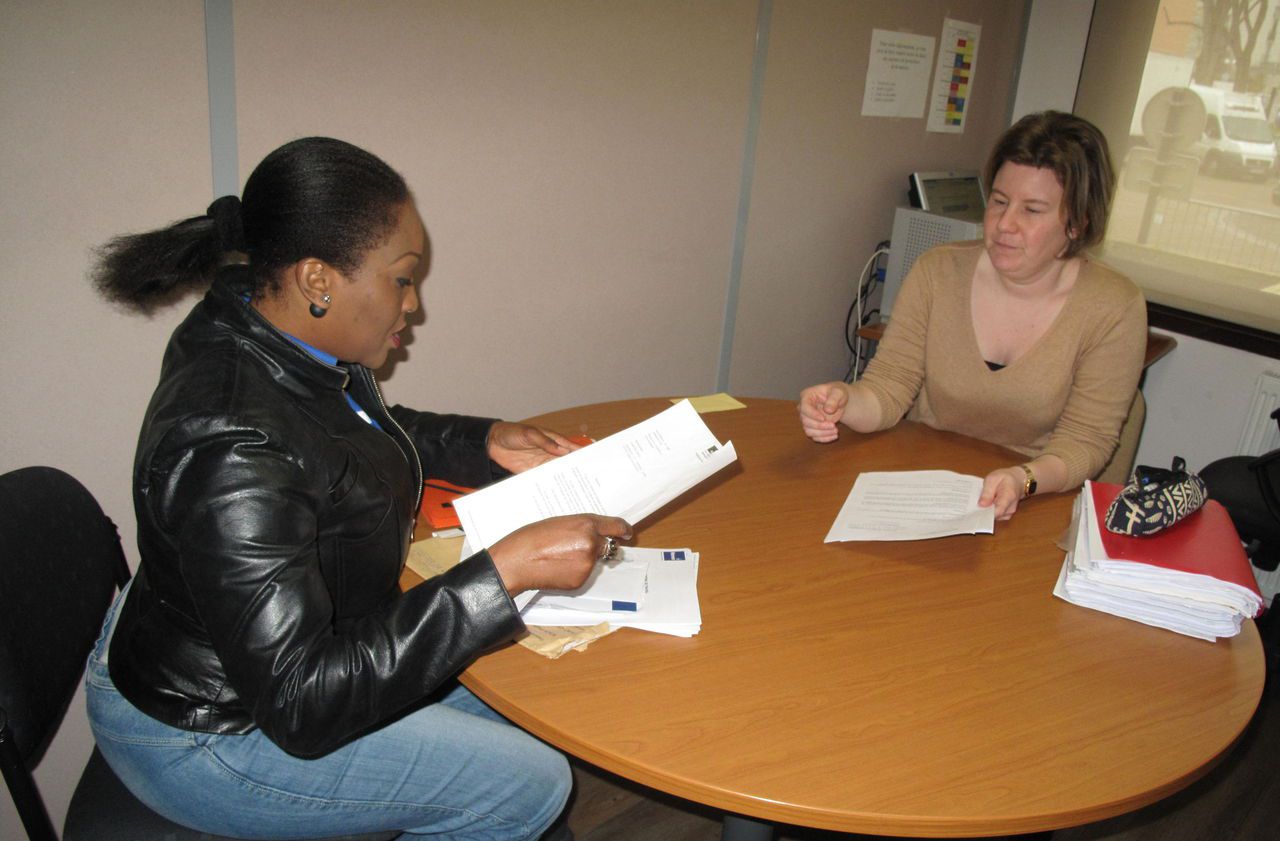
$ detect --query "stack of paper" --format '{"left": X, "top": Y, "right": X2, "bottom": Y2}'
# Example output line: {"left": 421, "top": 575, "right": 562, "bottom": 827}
{"left": 1053, "top": 481, "right": 1264, "bottom": 641}
{"left": 520, "top": 547, "right": 702, "bottom": 637}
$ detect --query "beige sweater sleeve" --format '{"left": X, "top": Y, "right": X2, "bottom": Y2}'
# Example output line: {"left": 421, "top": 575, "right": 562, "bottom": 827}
{"left": 858, "top": 249, "right": 936, "bottom": 428}
{"left": 1038, "top": 287, "right": 1147, "bottom": 485}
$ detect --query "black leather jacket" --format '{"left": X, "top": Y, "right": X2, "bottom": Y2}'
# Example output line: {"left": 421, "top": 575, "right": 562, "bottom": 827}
{"left": 109, "top": 269, "right": 524, "bottom": 758}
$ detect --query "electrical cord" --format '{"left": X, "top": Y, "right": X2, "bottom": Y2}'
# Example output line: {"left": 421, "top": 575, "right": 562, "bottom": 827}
{"left": 844, "top": 242, "right": 889, "bottom": 382}
{"left": 844, "top": 246, "right": 887, "bottom": 353}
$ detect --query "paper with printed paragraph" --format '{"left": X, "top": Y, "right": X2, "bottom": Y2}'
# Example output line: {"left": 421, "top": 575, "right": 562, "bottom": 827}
{"left": 825, "top": 470, "right": 994, "bottom": 542}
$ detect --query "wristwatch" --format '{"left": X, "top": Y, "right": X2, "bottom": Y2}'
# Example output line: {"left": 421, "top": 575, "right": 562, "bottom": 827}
{"left": 1019, "top": 464, "right": 1037, "bottom": 498}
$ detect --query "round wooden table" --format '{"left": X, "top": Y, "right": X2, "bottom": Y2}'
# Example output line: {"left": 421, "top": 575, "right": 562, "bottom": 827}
{"left": 454, "top": 398, "right": 1264, "bottom": 837}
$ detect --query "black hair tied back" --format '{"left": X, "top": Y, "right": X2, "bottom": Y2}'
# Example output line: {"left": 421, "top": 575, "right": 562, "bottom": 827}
{"left": 91, "top": 204, "right": 232, "bottom": 314}
{"left": 92, "top": 137, "right": 410, "bottom": 313}
{"left": 206, "top": 195, "right": 245, "bottom": 253}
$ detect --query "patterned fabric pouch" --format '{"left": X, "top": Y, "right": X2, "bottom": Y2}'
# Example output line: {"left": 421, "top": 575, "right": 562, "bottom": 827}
{"left": 1104, "top": 456, "right": 1208, "bottom": 537}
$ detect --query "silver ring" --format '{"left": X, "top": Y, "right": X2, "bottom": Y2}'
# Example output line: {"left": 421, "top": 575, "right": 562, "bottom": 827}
{"left": 601, "top": 536, "right": 618, "bottom": 562}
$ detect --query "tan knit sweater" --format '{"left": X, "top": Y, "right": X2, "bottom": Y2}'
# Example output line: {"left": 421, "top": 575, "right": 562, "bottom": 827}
{"left": 861, "top": 240, "right": 1147, "bottom": 487}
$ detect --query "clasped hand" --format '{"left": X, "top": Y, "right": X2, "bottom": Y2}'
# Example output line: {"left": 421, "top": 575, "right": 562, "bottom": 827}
{"left": 797, "top": 382, "right": 850, "bottom": 443}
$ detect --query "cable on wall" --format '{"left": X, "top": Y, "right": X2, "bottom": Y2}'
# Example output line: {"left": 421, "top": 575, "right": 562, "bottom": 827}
{"left": 844, "top": 242, "right": 889, "bottom": 383}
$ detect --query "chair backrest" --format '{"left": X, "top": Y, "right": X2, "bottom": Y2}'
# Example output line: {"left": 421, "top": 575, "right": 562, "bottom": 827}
{"left": 1254, "top": 408, "right": 1280, "bottom": 518}
{"left": 1096, "top": 389, "right": 1146, "bottom": 485}
{"left": 0, "top": 466, "right": 129, "bottom": 839}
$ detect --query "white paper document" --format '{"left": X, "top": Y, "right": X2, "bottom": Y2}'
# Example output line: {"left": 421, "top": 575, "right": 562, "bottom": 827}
{"left": 452, "top": 400, "right": 736, "bottom": 605}
{"left": 824, "top": 470, "right": 995, "bottom": 542}
{"left": 521, "top": 547, "right": 702, "bottom": 637}
{"left": 533, "top": 560, "right": 649, "bottom": 614}
{"left": 861, "top": 29, "right": 935, "bottom": 118}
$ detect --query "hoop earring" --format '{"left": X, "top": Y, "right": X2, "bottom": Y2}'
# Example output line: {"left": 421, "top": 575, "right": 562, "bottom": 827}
{"left": 309, "top": 294, "right": 331, "bottom": 319}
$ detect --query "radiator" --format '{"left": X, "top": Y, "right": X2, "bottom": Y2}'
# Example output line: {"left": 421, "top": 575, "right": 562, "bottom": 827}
{"left": 1238, "top": 371, "right": 1280, "bottom": 456}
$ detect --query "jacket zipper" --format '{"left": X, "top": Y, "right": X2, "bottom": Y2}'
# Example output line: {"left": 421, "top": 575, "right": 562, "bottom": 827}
{"left": 361, "top": 369, "right": 424, "bottom": 514}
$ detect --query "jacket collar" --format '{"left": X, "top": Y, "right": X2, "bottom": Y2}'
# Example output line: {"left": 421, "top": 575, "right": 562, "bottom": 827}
{"left": 202, "top": 266, "right": 355, "bottom": 393}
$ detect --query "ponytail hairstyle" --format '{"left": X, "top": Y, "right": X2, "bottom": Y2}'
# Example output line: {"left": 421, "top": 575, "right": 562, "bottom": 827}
{"left": 93, "top": 137, "right": 410, "bottom": 311}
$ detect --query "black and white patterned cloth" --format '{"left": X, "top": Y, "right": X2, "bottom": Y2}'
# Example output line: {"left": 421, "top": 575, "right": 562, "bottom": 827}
{"left": 1105, "top": 457, "right": 1208, "bottom": 537}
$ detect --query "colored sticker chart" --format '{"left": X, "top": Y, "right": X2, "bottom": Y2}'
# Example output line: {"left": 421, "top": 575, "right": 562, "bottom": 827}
{"left": 927, "top": 18, "right": 981, "bottom": 134}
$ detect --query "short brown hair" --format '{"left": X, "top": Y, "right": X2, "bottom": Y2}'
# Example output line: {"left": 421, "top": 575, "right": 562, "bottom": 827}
{"left": 983, "top": 111, "right": 1115, "bottom": 258}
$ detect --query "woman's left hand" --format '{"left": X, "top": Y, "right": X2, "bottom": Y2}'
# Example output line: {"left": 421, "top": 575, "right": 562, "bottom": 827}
{"left": 487, "top": 421, "right": 580, "bottom": 473}
{"left": 979, "top": 466, "right": 1026, "bottom": 521}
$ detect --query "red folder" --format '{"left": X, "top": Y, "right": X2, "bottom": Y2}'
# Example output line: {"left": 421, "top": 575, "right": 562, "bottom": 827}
{"left": 419, "top": 479, "right": 474, "bottom": 531}
{"left": 1089, "top": 482, "right": 1262, "bottom": 605}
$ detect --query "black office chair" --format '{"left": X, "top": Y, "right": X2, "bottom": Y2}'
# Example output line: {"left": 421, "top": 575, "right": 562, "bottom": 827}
{"left": 1201, "top": 413, "right": 1280, "bottom": 668}
{"left": 0, "top": 466, "right": 397, "bottom": 841}
{"left": 1201, "top": 408, "right": 1280, "bottom": 573}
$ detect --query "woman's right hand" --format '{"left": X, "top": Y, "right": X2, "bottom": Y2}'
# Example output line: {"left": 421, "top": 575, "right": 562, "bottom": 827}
{"left": 487, "top": 514, "right": 633, "bottom": 597}
{"left": 798, "top": 382, "right": 850, "bottom": 442}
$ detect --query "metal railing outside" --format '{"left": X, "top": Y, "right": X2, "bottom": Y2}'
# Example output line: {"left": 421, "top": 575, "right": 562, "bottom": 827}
{"left": 1140, "top": 195, "right": 1280, "bottom": 275}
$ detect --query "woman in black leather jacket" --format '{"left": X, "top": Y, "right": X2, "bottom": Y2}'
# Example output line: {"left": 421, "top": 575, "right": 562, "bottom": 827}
{"left": 84, "top": 137, "right": 628, "bottom": 840}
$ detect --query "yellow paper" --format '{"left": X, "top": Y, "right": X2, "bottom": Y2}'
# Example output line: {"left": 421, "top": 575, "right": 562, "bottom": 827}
{"left": 669, "top": 392, "right": 746, "bottom": 413}
{"left": 405, "top": 535, "right": 466, "bottom": 580}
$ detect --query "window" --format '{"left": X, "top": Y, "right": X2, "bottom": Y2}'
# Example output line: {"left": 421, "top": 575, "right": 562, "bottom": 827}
{"left": 1074, "top": 0, "right": 1280, "bottom": 336}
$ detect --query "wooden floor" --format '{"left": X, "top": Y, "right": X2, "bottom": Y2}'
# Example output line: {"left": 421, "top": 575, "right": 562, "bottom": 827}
{"left": 563, "top": 612, "right": 1280, "bottom": 841}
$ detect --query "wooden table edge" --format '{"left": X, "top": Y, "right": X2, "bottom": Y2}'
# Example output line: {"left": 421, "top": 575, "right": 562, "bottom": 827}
{"left": 462, "top": 635, "right": 1263, "bottom": 838}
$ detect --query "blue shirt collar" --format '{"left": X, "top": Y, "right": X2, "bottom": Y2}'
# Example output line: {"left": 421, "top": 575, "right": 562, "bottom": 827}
{"left": 284, "top": 334, "right": 339, "bottom": 367}
{"left": 239, "top": 292, "right": 340, "bottom": 366}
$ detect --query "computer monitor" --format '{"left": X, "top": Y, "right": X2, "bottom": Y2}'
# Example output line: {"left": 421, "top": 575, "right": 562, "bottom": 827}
{"left": 907, "top": 171, "right": 986, "bottom": 222}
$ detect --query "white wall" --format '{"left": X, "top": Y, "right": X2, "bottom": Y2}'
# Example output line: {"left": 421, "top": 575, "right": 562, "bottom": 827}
{"left": 1136, "top": 331, "right": 1280, "bottom": 471}
{"left": 232, "top": 0, "right": 759, "bottom": 420}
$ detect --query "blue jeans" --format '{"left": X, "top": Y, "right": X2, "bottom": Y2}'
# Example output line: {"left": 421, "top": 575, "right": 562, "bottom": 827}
{"left": 85, "top": 590, "right": 570, "bottom": 839}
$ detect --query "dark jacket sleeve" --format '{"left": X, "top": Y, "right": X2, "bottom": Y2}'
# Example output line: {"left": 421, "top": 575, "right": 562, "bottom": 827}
{"left": 387, "top": 404, "right": 512, "bottom": 487}
{"left": 155, "top": 416, "right": 524, "bottom": 758}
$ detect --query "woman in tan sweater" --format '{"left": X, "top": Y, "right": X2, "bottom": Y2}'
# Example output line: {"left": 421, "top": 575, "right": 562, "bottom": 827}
{"left": 799, "top": 112, "right": 1146, "bottom": 520}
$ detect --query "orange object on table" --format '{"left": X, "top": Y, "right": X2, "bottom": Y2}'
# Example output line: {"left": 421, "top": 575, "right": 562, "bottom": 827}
{"left": 421, "top": 437, "right": 590, "bottom": 531}
{"left": 419, "top": 479, "right": 474, "bottom": 530}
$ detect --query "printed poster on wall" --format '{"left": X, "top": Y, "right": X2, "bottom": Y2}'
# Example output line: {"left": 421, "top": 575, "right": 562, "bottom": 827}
{"left": 860, "top": 29, "right": 935, "bottom": 118}
{"left": 926, "top": 19, "right": 981, "bottom": 133}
